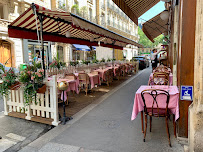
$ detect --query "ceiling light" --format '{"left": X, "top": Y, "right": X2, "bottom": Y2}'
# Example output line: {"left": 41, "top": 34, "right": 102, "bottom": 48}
{"left": 160, "top": 10, "right": 169, "bottom": 21}
{"left": 104, "top": 39, "right": 107, "bottom": 44}
{"left": 65, "top": 31, "right": 71, "bottom": 37}
{"left": 90, "top": 36, "right": 94, "bottom": 42}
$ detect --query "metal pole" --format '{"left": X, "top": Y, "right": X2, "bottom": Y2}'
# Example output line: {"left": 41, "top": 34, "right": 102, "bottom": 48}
{"left": 62, "top": 90, "right": 66, "bottom": 125}
{"left": 38, "top": 15, "right": 46, "bottom": 76}
{"left": 112, "top": 47, "right": 115, "bottom": 66}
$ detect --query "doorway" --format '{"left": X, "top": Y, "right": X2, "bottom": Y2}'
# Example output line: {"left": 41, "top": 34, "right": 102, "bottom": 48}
{"left": 0, "top": 40, "right": 12, "bottom": 67}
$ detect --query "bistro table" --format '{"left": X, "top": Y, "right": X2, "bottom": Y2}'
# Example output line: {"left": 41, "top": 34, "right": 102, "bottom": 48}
{"left": 94, "top": 66, "right": 119, "bottom": 81}
{"left": 148, "top": 73, "right": 173, "bottom": 85}
{"left": 131, "top": 85, "right": 179, "bottom": 133}
{"left": 48, "top": 77, "right": 79, "bottom": 101}
{"left": 74, "top": 73, "right": 101, "bottom": 89}
{"left": 153, "top": 68, "right": 171, "bottom": 73}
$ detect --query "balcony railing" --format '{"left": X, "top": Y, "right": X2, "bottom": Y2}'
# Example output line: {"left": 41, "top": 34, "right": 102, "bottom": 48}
{"left": 58, "top": 1, "right": 69, "bottom": 11}
{"left": 101, "top": 21, "right": 106, "bottom": 27}
{"left": 107, "top": 19, "right": 111, "bottom": 25}
{"left": 101, "top": 3, "right": 105, "bottom": 10}
{"left": 0, "top": 19, "right": 11, "bottom": 28}
{"left": 87, "top": 0, "right": 93, "bottom": 4}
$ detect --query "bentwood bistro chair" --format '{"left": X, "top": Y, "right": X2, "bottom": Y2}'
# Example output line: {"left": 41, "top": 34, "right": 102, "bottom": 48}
{"left": 78, "top": 73, "right": 90, "bottom": 95}
{"left": 141, "top": 89, "right": 175, "bottom": 147}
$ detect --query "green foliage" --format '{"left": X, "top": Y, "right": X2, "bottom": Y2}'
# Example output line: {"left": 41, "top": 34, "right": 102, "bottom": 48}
{"left": 80, "top": 6, "right": 88, "bottom": 17}
{"left": 71, "top": 4, "right": 79, "bottom": 14}
{"left": 92, "top": 59, "right": 99, "bottom": 63}
{"left": 0, "top": 68, "right": 17, "bottom": 97}
{"left": 107, "top": 58, "right": 111, "bottom": 62}
{"left": 70, "top": 61, "right": 79, "bottom": 66}
{"left": 19, "top": 60, "right": 45, "bottom": 106}
{"left": 138, "top": 27, "right": 166, "bottom": 48}
{"left": 100, "top": 58, "right": 105, "bottom": 62}
{"left": 50, "top": 52, "right": 66, "bottom": 69}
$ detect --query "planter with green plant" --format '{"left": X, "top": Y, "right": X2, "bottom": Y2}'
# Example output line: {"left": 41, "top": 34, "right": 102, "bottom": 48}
{"left": 107, "top": 58, "right": 111, "bottom": 62}
{"left": 0, "top": 68, "right": 18, "bottom": 97}
{"left": 100, "top": 58, "right": 105, "bottom": 62}
{"left": 19, "top": 64, "right": 45, "bottom": 106}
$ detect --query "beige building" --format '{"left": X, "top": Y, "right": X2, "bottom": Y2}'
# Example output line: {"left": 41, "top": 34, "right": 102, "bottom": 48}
{"left": 51, "top": 0, "right": 139, "bottom": 61}
{"left": 0, "top": 0, "right": 139, "bottom": 68}
{"left": 0, "top": 0, "right": 53, "bottom": 68}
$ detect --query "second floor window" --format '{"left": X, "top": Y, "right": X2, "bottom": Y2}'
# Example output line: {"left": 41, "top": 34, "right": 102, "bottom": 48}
{"left": 0, "top": 4, "right": 4, "bottom": 19}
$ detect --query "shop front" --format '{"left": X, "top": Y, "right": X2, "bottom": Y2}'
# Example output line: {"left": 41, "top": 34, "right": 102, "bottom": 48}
{"left": 23, "top": 39, "right": 52, "bottom": 66}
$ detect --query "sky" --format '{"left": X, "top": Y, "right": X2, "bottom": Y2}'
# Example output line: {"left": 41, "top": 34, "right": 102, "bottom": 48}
{"left": 138, "top": 1, "right": 165, "bottom": 24}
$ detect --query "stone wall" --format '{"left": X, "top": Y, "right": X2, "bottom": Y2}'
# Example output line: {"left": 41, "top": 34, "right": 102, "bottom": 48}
{"left": 189, "top": 0, "right": 203, "bottom": 151}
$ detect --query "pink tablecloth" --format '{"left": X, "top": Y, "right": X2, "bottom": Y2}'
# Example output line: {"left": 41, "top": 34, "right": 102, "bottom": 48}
{"left": 48, "top": 77, "right": 79, "bottom": 101}
{"left": 94, "top": 68, "right": 109, "bottom": 81}
{"left": 149, "top": 73, "right": 173, "bottom": 85}
{"left": 95, "top": 66, "right": 118, "bottom": 80}
{"left": 88, "top": 73, "right": 101, "bottom": 89}
{"left": 131, "top": 85, "right": 179, "bottom": 121}
{"left": 74, "top": 73, "right": 101, "bottom": 89}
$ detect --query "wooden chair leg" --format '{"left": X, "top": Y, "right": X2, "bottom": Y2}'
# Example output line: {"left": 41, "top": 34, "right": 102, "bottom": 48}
{"left": 165, "top": 116, "right": 171, "bottom": 147}
{"left": 141, "top": 111, "right": 144, "bottom": 133}
{"left": 85, "top": 84, "right": 88, "bottom": 96}
{"left": 173, "top": 115, "right": 177, "bottom": 138}
{"left": 150, "top": 116, "right": 152, "bottom": 132}
{"left": 143, "top": 114, "right": 147, "bottom": 142}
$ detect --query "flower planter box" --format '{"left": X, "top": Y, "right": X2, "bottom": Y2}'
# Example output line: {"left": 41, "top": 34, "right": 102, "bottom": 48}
{"left": 36, "top": 84, "right": 46, "bottom": 94}
{"left": 9, "top": 81, "right": 21, "bottom": 90}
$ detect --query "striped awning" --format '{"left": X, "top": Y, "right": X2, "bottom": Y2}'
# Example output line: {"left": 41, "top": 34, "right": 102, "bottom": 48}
{"left": 8, "top": 3, "right": 143, "bottom": 49}
{"left": 112, "top": 0, "right": 160, "bottom": 25}
{"left": 142, "top": 12, "right": 168, "bottom": 42}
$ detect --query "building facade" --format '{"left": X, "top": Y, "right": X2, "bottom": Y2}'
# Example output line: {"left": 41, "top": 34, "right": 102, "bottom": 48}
{"left": 51, "top": 0, "right": 139, "bottom": 61}
{"left": 0, "top": 0, "right": 52, "bottom": 68}
{"left": 0, "top": 0, "right": 139, "bottom": 68}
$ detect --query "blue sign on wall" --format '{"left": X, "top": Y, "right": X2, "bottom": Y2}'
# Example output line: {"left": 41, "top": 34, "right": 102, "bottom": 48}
{"left": 181, "top": 86, "right": 193, "bottom": 101}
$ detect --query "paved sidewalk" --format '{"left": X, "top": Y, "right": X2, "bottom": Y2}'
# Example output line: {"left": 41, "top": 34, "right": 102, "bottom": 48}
{"left": 19, "top": 68, "right": 184, "bottom": 152}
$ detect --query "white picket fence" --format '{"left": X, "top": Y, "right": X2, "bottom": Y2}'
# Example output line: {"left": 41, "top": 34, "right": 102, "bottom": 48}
{"left": 3, "top": 76, "right": 59, "bottom": 126}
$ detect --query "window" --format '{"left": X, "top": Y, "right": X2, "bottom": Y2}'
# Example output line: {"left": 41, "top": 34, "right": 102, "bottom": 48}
{"left": 113, "top": 16, "right": 115, "bottom": 27}
{"left": 0, "top": 4, "right": 4, "bottom": 19}
{"left": 57, "top": 45, "right": 64, "bottom": 62}
{"left": 89, "top": 8, "right": 92, "bottom": 21}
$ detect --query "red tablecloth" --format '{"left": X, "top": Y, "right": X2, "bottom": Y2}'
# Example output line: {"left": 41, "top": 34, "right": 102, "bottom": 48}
{"left": 131, "top": 85, "right": 179, "bottom": 121}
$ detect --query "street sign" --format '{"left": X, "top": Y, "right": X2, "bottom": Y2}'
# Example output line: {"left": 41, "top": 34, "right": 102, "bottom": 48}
{"left": 181, "top": 86, "right": 193, "bottom": 101}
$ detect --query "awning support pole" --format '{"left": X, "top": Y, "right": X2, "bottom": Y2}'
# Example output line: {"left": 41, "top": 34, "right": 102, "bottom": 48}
{"left": 38, "top": 14, "right": 46, "bottom": 77}
{"left": 31, "top": 3, "right": 45, "bottom": 76}
{"left": 112, "top": 41, "right": 116, "bottom": 66}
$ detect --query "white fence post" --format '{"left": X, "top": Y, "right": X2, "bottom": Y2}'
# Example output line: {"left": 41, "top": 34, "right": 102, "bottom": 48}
{"left": 25, "top": 102, "right": 32, "bottom": 120}
{"left": 3, "top": 95, "right": 8, "bottom": 115}
{"left": 52, "top": 75, "right": 60, "bottom": 126}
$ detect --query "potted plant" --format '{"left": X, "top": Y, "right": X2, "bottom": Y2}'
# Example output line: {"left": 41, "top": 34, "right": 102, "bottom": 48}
{"left": 0, "top": 68, "right": 18, "bottom": 97}
{"left": 19, "top": 65, "right": 45, "bottom": 106}
{"left": 107, "top": 58, "right": 111, "bottom": 62}
{"left": 100, "top": 58, "right": 106, "bottom": 62}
